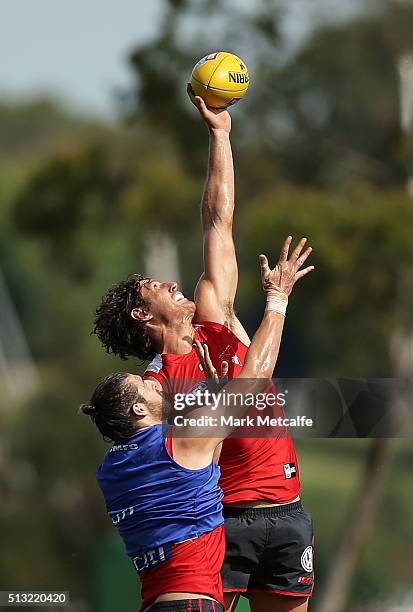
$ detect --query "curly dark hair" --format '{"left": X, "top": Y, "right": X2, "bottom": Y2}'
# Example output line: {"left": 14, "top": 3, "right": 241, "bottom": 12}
{"left": 93, "top": 274, "right": 155, "bottom": 361}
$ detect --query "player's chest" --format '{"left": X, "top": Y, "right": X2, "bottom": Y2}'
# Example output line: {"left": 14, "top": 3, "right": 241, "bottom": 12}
{"left": 163, "top": 341, "right": 246, "bottom": 389}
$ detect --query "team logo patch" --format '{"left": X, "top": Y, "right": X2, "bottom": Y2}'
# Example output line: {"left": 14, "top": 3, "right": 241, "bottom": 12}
{"left": 219, "top": 345, "right": 242, "bottom": 366}
{"left": 301, "top": 546, "right": 313, "bottom": 572}
{"left": 283, "top": 463, "right": 297, "bottom": 479}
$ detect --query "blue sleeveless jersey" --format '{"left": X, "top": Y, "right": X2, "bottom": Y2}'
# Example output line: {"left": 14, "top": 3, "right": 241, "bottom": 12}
{"left": 97, "top": 424, "right": 223, "bottom": 559}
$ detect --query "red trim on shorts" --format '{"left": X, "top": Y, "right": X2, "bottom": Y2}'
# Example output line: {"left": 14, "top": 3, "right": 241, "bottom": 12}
{"left": 248, "top": 588, "right": 313, "bottom": 597}
{"left": 223, "top": 589, "right": 247, "bottom": 593}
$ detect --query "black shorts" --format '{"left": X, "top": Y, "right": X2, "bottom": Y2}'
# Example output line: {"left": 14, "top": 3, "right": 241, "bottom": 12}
{"left": 222, "top": 501, "right": 314, "bottom": 597}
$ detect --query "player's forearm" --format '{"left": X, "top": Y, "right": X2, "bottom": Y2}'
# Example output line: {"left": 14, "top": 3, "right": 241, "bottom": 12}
{"left": 177, "top": 298, "right": 287, "bottom": 446}
{"left": 238, "top": 309, "right": 286, "bottom": 380}
{"left": 213, "top": 300, "right": 287, "bottom": 407}
{"left": 180, "top": 308, "right": 285, "bottom": 444}
{"left": 201, "top": 129, "right": 234, "bottom": 229}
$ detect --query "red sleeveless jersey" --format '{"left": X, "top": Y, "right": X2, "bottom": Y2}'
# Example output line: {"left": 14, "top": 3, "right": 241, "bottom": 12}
{"left": 144, "top": 320, "right": 300, "bottom": 505}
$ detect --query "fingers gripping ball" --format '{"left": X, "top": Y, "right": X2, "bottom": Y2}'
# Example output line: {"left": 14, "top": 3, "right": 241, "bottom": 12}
{"left": 191, "top": 52, "right": 249, "bottom": 108}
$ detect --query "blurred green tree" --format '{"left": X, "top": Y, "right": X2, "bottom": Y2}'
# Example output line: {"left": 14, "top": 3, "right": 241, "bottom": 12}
{"left": 125, "top": 0, "right": 413, "bottom": 191}
{"left": 2, "top": 2, "right": 413, "bottom": 611}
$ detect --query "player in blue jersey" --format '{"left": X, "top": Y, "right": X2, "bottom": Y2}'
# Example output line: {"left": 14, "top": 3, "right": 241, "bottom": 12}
{"left": 82, "top": 238, "right": 313, "bottom": 612}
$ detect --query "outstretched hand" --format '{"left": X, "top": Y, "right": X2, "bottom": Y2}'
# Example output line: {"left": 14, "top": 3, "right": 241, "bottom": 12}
{"left": 194, "top": 340, "right": 229, "bottom": 389}
{"left": 187, "top": 83, "right": 231, "bottom": 134}
{"left": 259, "top": 236, "right": 314, "bottom": 297}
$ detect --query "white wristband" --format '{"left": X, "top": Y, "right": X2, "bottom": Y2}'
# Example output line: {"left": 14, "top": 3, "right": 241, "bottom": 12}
{"left": 265, "top": 292, "right": 288, "bottom": 316}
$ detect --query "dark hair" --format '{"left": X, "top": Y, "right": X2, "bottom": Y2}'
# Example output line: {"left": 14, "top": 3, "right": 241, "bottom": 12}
{"left": 93, "top": 274, "right": 155, "bottom": 361}
{"left": 80, "top": 372, "right": 142, "bottom": 442}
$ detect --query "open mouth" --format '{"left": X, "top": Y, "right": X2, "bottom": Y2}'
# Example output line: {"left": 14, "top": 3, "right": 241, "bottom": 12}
{"left": 172, "top": 291, "right": 186, "bottom": 303}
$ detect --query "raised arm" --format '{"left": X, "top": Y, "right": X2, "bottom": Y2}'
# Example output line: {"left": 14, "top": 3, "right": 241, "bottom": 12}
{"left": 188, "top": 86, "right": 248, "bottom": 342}
{"left": 200, "top": 236, "right": 313, "bottom": 386}
{"left": 238, "top": 237, "right": 312, "bottom": 379}
{"left": 172, "top": 236, "right": 314, "bottom": 468}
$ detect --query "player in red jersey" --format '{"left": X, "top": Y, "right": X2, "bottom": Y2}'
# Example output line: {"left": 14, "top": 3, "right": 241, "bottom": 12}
{"left": 87, "top": 244, "right": 309, "bottom": 612}
{"left": 94, "top": 87, "right": 314, "bottom": 612}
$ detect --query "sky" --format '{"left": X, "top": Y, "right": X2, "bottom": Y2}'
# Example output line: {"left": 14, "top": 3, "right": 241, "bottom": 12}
{"left": 0, "top": 0, "right": 363, "bottom": 119}
{"left": 1, "top": 0, "right": 164, "bottom": 117}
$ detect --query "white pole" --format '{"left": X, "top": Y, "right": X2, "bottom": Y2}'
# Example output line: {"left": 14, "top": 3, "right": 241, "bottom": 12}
{"left": 397, "top": 53, "right": 413, "bottom": 196}
{"left": 0, "top": 268, "right": 39, "bottom": 405}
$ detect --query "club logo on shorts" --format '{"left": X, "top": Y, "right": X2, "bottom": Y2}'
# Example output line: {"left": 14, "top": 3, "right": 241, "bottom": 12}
{"left": 301, "top": 546, "right": 313, "bottom": 572}
{"left": 283, "top": 463, "right": 297, "bottom": 479}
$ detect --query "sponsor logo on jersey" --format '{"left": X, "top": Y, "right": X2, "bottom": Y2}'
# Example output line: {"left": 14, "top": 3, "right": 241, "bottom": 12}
{"left": 228, "top": 72, "right": 249, "bottom": 84}
{"left": 109, "top": 505, "right": 135, "bottom": 525}
{"left": 301, "top": 546, "right": 313, "bottom": 572}
{"left": 219, "top": 345, "right": 242, "bottom": 366}
{"left": 109, "top": 443, "right": 139, "bottom": 453}
{"left": 283, "top": 463, "right": 297, "bottom": 479}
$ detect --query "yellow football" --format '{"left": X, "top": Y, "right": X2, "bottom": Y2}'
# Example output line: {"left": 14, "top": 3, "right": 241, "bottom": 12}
{"left": 190, "top": 51, "right": 249, "bottom": 109}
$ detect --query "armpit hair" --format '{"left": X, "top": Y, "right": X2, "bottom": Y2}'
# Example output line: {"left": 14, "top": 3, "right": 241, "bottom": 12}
{"left": 223, "top": 300, "right": 236, "bottom": 328}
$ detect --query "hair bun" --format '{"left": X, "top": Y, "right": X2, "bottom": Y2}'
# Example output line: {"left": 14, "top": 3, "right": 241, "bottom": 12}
{"left": 80, "top": 403, "right": 96, "bottom": 416}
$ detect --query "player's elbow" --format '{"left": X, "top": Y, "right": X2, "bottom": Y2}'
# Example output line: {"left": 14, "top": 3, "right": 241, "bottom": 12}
{"left": 202, "top": 203, "right": 234, "bottom": 231}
